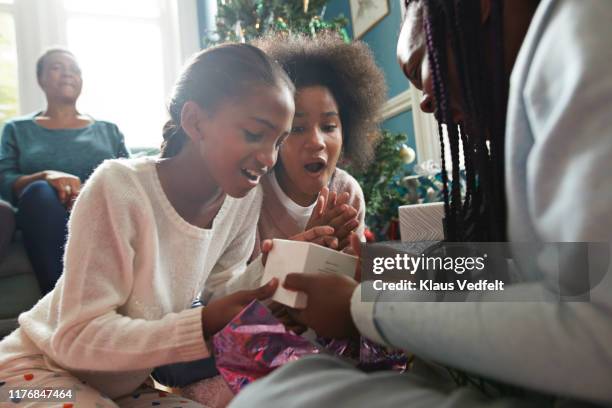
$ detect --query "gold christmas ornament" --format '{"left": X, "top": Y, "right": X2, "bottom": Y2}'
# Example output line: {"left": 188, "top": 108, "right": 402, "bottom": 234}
{"left": 399, "top": 144, "right": 416, "bottom": 164}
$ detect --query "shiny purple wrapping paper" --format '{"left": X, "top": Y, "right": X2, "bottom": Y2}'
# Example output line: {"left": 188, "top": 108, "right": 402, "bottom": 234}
{"left": 212, "top": 300, "right": 320, "bottom": 394}
{"left": 358, "top": 338, "right": 410, "bottom": 372}
{"left": 318, "top": 337, "right": 409, "bottom": 372}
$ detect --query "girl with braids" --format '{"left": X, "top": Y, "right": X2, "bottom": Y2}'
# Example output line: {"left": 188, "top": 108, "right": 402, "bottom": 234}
{"left": 0, "top": 43, "right": 304, "bottom": 407}
{"left": 252, "top": 31, "right": 387, "bottom": 251}
{"left": 229, "top": 0, "right": 612, "bottom": 406}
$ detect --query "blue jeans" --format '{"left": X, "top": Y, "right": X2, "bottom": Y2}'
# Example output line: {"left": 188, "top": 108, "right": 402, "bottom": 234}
{"left": 16, "top": 181, "right": 69, "bottom": 294}
{"left": 152, "top": 357, "right": 219, "bottom": 388}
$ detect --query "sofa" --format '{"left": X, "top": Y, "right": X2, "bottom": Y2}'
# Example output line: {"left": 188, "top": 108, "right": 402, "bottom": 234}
{"left": 0, "top": 233, "right": 41, "bottom": 338}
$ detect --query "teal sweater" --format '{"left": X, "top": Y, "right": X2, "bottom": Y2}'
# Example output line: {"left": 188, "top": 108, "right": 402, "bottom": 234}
{"left": 0, "top": 112, "right": 130, "bottom": 204}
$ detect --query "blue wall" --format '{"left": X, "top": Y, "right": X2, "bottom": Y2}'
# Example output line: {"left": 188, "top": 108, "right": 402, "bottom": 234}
{"left": 325, "top": 0, "right": 415, "bottom": 144}
{"left": 196, "top": 0, "right": 415, "bottom": 147}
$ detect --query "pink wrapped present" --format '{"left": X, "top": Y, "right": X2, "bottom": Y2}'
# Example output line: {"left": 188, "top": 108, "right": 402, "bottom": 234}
{"left": 212, "top": 300, "right": 320, "bottom": 393}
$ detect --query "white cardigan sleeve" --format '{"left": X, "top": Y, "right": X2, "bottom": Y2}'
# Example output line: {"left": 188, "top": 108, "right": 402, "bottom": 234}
{"left": 18, "top": 161, "right": 209, "bottom": 372}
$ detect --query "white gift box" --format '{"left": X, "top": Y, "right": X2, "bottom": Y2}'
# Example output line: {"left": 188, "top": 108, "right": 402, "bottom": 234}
{"left": 262, "top": 239, "right": 358, "bottom": 309}
{"left": 399, "top": 202, "right": 445, "bottom": 242}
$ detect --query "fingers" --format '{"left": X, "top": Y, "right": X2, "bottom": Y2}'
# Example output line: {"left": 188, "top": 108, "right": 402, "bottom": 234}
{"left": 251, "top": 278, "right": 279, "bottom": 301}
{"left": 310, "top": 235, "right": 338, "bottom": 249}
{"left": 336, "top": 192, "right": 350, "bottom": 206}
{"left": 261, "top": 239, "right": 274, "bottom": 266}
{"left": 319, "top": 203, "right": 358, "bottom": 229}
{"left": 305, "top": 194, "right": 327, "bottom": 230}
{"left": 50, "top": 177, "right": 81, "bottom": 206}
{"left": 268, "top": 301, "right": 285, "bottom": 315}
{"left": 261, "top": 239, "right": 274, "bottom": 254}
{"left": 67, "top": 180, "right": 81, "bottom": 209}
{"left": 313, "top": 195, "right": 325, "bottom": 219}
{"left": 342, "top": 244, "right": 356, "bottom": 255}
{"left": 335, "top": 218, "right": 360, "bottom": 242}
{"left": 287, "top": 308, "right": 305, "bottom": 326}
{"left": 283, "top": 273, "right": 315, "bottom": 292}
{"left": 70, "top": 179, "right": 81, "bottom": 197}
{"left": 350, "top": 232, "right": 362, "bottom": 258}
{"left": 329, "top": 207, "right": 358, "bottom": 230}
{"left": 292, "top": 225, "right": 334, "bottom": 242}
{"left": 287, "top": 324, "right": 307, "bottom": 335}
{"left": 272, "top": 305, "right": 306, "bottom": 333}
{"left": 52, "top": 182, "right": 68, "bottom": 204}
{"left": 317, "top": 187, "right": 329, "bottom": 217}
{"left": 326, "top": 191, "right": 337, "bottom": 212}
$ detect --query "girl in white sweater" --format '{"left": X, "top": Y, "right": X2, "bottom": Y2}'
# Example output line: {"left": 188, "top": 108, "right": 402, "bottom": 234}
{"left": 0, "top": 43, "right": 298, "bottom": 407}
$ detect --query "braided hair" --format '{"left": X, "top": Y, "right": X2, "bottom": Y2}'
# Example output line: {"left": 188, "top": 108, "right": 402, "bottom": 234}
{"left": 404, "top": 1, "right": 542, "bottom": 397}
{"left": 410, "top": 0, "right": 508, "bottom": 242}
{"left": 160, "top": 43, "right": 294, "bottom": 158}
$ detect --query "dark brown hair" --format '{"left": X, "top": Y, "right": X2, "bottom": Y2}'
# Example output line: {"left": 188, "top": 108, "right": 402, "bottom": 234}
{"left": 254, "top": 31, "right": 387, "bottom": 169}
{"left": 161, "top": 43, "right": 295, "bottom": 158}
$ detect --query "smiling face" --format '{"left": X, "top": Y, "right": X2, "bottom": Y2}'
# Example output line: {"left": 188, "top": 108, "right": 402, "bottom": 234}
{"left": 276, "top": 85, "right": 343, "bottom": 206}
{"left": 196, "top": 84, "right": 295, "bottom": 198}
{"left": 397, "top": 1, "right": 464, "bottom": 123}
{"left": 38, "top": 52, "right": 83, "bottom": 104}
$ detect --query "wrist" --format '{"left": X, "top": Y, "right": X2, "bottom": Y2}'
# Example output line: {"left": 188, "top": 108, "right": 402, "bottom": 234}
{"left": 349, "top": 283, "right": 386, "bottom": 345}
{"left": 200, "top": 307, "right": 212, "bottom": 340}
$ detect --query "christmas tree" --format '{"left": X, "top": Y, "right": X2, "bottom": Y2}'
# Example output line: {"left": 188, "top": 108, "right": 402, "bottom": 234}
{"left": 203, "top": 0, "right": 350, "bottom": 46}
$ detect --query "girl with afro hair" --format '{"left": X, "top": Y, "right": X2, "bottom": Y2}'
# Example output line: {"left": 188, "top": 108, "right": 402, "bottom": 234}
{"left": 253, "top": 31, "right": 387, "bottom": 251}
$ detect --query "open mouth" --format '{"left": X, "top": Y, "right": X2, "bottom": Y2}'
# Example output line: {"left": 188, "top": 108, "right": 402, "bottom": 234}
{"left": 304, "top": 159, "right": 326, "bottom": 174}
{"left": 241, "top": 168, "right": 263, "bottom": 182}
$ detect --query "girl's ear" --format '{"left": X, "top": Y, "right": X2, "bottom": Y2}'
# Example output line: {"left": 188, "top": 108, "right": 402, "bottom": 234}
{"left": 480, "top": 0, "right": 492, "bottom": 24}
{"left": 180, "top": 101, "right": 208, "bottom": 143}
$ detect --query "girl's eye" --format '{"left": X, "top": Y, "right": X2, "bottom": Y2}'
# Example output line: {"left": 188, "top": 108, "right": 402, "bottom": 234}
{"left": 291, "top": 126, "right": 304, "bottom": 134}
{"left": 322, "top": 124, "right": 338, "bottom": 132}
{"left": 244, "top": 130, "right": 263, "bottom": 142}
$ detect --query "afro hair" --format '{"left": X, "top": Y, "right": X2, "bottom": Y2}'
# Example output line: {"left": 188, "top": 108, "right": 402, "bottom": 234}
{"left": 253, "top": 31, "right": 388, "bottom": 169}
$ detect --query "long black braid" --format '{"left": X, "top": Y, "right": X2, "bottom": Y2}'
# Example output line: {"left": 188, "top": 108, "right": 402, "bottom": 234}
{"left": 417, "top": 0, "right": 508, "bottom": 242}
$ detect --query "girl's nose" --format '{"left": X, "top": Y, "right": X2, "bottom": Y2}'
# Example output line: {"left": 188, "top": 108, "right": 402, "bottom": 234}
{"left": 420, "top": 92, "right": 435, "bottom": 114}
{"left": 305, "top": 128, "right": 325, "bottom": 150}
{"left": 256, "top": 146, "right": 277, "bottom": 169}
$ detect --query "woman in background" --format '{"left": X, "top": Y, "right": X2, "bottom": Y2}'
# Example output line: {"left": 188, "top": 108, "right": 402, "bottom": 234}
{"left": 0, "top": 48, "right": 129, "bottom": 294}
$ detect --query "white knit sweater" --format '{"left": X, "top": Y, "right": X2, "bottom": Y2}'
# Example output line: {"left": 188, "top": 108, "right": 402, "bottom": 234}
{"left": 0, "top": 157, "right": 263, "bottom": 398}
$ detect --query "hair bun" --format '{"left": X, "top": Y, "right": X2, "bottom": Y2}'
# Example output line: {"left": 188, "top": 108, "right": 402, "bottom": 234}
{"left": 162, "top": 119, "right": 179, "bottom": 141}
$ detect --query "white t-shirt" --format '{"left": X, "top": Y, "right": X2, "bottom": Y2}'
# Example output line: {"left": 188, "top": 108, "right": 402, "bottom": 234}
{"left": 268, "top": 170, "right": 317, "bottom": 231}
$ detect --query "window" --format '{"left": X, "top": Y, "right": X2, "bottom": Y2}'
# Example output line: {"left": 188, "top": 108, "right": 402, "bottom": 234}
{"left": 6, "top": 0, "right": 199, "bottom": 148}
{"left": 411, "top": 86, "right": 464, "bottom": 173}
{"left": 0, "top": 0, "right": 19, "bottom": 130}
{"left": 64, "top": 0, "right": 167, "bottom": 148}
